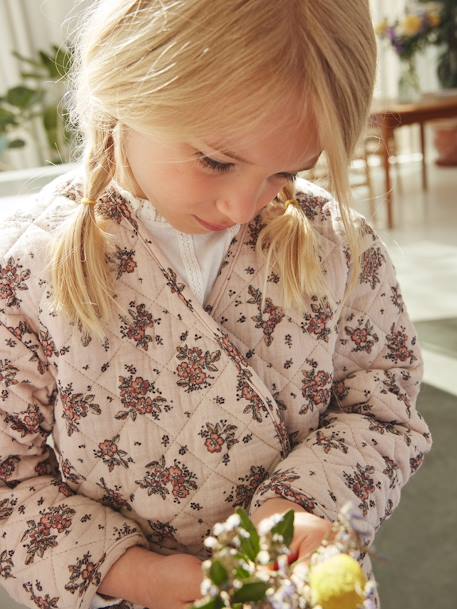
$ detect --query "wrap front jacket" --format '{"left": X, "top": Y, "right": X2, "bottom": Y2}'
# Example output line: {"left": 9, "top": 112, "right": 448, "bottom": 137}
{"left": 0, "top": 171, "right": 432, "bottom": 609}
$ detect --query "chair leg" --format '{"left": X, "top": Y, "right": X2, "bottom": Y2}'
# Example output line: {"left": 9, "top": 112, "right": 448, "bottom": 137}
{"left": 364, "top": 152, "right": 377, "bottom": 225}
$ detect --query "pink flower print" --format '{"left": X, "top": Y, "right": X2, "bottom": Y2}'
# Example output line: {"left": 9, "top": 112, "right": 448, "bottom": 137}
{"left": 175, "top": 344, "right": 220, "bottom": 393}
{"left": 39, "top": 511, "right": 72, "bottom": 534}
{"left": 360, "top": 247, "right": 385, "bottom": 290}
{"left": 301, "top": 296, "right": 333, "bottom": 342}
{"left": 81, "top": 562, "right": 96, "bottom": 582}
{"left": 23, "top": 405, "right": 42, "bottom": 434}
{"left": 345, "top": 319, "right": 379, "bottom": 354}
{"left": 205, "top": 433, "right": 225, "bottom": 453}
{"left": 0, "top": 256, "right": 31, "bottom": 308}
{"left": 177, "top": 360, "right": 207, "bottom": 386}
{"left": 98, "top": 439, "right": 118, "bottom": 458}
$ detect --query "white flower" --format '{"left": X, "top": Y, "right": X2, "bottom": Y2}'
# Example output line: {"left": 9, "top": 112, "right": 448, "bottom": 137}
{"left": 213, "top": 522, "right": 225, "bottom": 536}
{"left": 201, "top": 579, "right": 219, "bottom": 597}
{"left": 257, "top": 550, "right": 271, "bottom": 565}
{"left": 203, "top": 536, "right": 219, "bottom": 549}
{"left": 239, "top": 559, "right": 255, "bottom": 575}
{"left": 225, "top": 513, "right": 241, "bottom": 530}
{"left": 258, "top": 513, "right": 283, "bottom": 535}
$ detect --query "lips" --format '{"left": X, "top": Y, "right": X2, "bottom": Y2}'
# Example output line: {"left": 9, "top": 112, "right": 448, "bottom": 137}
{"left": 193, "top": 215, "right": 232, "bottom": 231}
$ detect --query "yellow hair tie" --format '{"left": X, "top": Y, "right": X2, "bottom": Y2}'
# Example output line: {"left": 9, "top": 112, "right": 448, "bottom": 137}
{"left": 285, "top": 198, "right": 301, "bottom": 210}
{"left": 81, "top": 197, "right": 97, "bottom": 206}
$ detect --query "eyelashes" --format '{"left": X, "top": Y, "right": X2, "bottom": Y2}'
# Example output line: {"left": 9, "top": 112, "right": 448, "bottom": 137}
{"left": 197, "top": 155, "right": 233, "bottom": 173}
{"left": 196, "top": 154, "right": 297, "bottom": 182}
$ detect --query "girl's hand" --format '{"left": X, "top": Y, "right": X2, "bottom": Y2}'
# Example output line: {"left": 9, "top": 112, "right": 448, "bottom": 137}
{"left": 250, "top": 498, "right": 334, "bottom": 570}
{"left": 286, "top": 511, "right": 333, "bottom": 564}
{"left": 145, "top": 552, "right": 205, "bottom": 609}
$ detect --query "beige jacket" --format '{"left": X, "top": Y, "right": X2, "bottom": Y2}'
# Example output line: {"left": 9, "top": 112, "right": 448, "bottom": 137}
{"left": 0, "top": 171, "right": 432, "bottom": 609}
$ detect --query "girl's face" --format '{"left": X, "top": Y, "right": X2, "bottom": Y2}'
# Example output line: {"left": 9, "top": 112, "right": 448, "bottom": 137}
{"left": 120, "top": 108, "right": 321, "bottom": 234}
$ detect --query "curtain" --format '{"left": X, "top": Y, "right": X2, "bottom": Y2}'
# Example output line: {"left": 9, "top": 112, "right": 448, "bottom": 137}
{"left": 0, "top": 0, "right": 75, "bottom": 170}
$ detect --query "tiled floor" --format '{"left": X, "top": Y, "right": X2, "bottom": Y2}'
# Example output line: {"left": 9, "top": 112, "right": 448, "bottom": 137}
{"left": 352, "top": 158, "right": 457, "bottom": 396}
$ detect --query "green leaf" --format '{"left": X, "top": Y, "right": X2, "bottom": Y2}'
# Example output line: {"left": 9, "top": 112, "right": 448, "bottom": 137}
{"left": 235, "top": 507, "right": 260, "bottom": 561}
{"left": 8, "top": 138, "right": 26, "bottom": 149}
{"left": 231, "top": 581, "right": 269, "bottom": 603}
{"left": 39, "top": 49, "right": 60, "bottom": 79}
{"left": 0, "top": 107, "right": 18, "bottom": 128}
{"left": 209, "top": 560, "right": 229, "bottom": 586}
{"left": 53, "top": 46, "right": 73, "bottom": 78}
{"left": 6, "top": 86, "right": 42, "bottom": 109}
{"left": 234, "top": 564, "right": 253, "bottom": 580}
{"left": 12, "top": 50, "right": 42, "bottom": 68}
{"left": 270, "top": 509, "right": 295, "bottom": 547}
{"left": 20, "top": 71, "right": 47, "bottom": 80}
{"left": 190, "top": 596, "right": 225, "bottom": 609}
{"left": 43, "top": 106, "right": 58, "bottom": 131}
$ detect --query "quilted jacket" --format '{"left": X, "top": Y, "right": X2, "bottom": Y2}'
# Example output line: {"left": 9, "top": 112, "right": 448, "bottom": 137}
{"left": 0, "top": 170, "right": 432, "bottom": 609}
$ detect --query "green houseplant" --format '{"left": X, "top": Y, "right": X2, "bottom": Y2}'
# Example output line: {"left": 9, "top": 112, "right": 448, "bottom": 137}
{"left": 418, "top": 1, "right": 457, "bottom": 164}
{"left": 0, "top": 44, "right": 74, "bottom": 169}
{"left": 418, "top": 0, "right": 457, "bottom": 88}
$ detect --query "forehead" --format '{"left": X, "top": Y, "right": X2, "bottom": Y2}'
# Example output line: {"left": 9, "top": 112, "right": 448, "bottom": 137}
{"left": 199, "top": 100, "right": 320, "bottom": 171}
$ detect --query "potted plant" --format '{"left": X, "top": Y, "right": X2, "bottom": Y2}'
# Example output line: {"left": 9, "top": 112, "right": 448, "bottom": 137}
{"left": 0, "top": 44, "right": 74, "bottom": 170}
{"left": 419, "top": 0, "right": 457, "bottom": 165}
{"left": 419, "top": 0, "right": 457, "bottom": 88}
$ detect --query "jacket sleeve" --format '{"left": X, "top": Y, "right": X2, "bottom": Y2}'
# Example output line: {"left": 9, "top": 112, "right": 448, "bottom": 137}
{"left": 248, "top": 218, "right": 432, "bottom": 546}
{"left": 0, "top": 309, "right": 148, "bottom": 609}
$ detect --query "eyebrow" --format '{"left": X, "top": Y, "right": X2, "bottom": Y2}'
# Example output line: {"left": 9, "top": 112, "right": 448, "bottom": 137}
{"left": 212, "top": 147, "right": 321, "bottom": 174}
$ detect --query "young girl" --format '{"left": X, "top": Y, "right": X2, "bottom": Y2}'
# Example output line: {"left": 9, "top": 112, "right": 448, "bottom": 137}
{"left": 0, "top": 2, "right": 432, "bottom": 609}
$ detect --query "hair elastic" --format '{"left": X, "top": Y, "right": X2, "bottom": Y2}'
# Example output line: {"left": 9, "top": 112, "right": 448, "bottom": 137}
{"left": 284, "top": 198, "right": 301, "bottom": 211}
{"left": 81, "top": 197, "right": 97, "bottom": 206}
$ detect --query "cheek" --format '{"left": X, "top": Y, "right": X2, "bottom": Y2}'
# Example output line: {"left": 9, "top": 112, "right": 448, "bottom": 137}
{"left": 262, "top": 182, "right": 285, "bottom": 207}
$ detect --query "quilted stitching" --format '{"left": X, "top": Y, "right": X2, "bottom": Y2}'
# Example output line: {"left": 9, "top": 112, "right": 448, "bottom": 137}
{"left": 0, "top": 172, "right": 432, "bottom": 609}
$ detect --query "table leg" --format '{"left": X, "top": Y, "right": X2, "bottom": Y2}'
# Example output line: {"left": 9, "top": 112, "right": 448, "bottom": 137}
{"left": 381, "top": 123, "right": 394, "bottom": 229}
{"left": 420, "top": 122, "right": 428, "bottom": 191}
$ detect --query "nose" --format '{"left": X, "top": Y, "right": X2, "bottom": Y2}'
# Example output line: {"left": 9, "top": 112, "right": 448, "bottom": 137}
{"left": 216, "top": 180, "right": 273, "bottom": 225}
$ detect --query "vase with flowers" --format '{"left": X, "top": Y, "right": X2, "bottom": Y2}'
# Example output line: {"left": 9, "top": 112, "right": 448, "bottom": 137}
{"left": 418, "top": 0, "right": 457, "bottom": 165}
{"left": 376, "top": 7, "right": 441, "bottom": 102}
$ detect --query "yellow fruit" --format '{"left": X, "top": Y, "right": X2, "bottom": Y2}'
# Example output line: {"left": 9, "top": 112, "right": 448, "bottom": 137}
{"left": 309, "top": 554, "right": 367, "bottom": 609}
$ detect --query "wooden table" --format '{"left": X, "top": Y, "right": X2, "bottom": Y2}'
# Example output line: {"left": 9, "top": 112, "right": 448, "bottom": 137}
{"left": 369, "top": 94, "right": 457, "bottom": 229}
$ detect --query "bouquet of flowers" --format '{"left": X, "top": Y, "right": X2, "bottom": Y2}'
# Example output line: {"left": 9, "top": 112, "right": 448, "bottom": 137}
{"left": 375, "top": 7, "right": 441, "bottom": 60}
{"left": 191, "top": 503, "right": 378, "bottom": 609}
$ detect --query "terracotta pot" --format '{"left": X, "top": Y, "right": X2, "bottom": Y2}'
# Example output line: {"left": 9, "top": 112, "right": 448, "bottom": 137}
{"left": 433, "top": 119, "right": 457, "bottom": 166}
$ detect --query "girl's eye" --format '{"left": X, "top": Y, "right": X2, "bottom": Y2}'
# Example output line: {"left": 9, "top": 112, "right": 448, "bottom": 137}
{"left": 197, "top": 155, "right": 233, "bottom": 173}
{"left": 197, "top": 154, "right": 297, "bottom": 182}
{"left": 280, "top": 172, "right": 298, "bottom": 183}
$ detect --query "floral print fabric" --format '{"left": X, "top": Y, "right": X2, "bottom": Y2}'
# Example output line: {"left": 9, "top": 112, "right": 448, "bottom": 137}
{"left": 0, "top": 171, "right": 432, "bottom": 609}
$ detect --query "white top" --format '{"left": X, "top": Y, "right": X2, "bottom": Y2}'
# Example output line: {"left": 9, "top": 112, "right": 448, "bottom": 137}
{"left": 91, "top": 183, "right": 240, "bottom": 609}
{"left": 114, "top": 181, "right": 241, "bottom": 305}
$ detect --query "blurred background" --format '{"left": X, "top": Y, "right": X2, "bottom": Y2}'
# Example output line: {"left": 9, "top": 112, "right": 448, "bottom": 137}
{"left": 0, "top": 1, "right": 456, "bottom": 608}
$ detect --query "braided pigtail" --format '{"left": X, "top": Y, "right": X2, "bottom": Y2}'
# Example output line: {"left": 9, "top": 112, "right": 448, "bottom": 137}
{"left": 255, "top": 182, "right": 328, "bottom": 315}
{"left": 49, "top": 121, "right": 118, "bottom": 340}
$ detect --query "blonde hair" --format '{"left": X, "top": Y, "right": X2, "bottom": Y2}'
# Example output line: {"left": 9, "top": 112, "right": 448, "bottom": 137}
{"left": 51, "top": 0, "right": 377, "bottom": 339}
